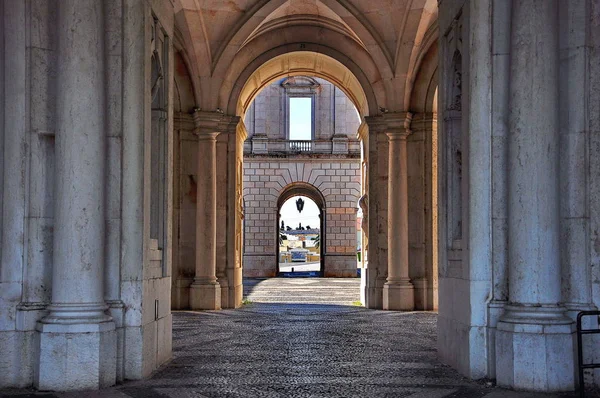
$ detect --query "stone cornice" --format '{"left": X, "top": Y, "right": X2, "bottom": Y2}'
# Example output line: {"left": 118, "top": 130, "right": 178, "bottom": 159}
{"left": 174, "top": 112, "right": 195, "bottom": 130}
{"left": 411, "top": 112, "right": 438, "bottom": 124}
{"left": 192, "top": 110, "right": 240, "bottom": 137}
{"left": 365, "top": 112, "right": 412, "bottom": 138}
{"left": 364, "top": 115, "right": 387, "bottom": 134}
{"left": 383, "top": 112, "right": 412, "bottom": 135}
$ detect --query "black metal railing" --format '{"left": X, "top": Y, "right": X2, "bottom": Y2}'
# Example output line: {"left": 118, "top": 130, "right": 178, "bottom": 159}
{"left": 287, "top": 140, "right": 312, "bottom": 152}
{"left": 577, "top": 310, "right": 600, "bottom": 397}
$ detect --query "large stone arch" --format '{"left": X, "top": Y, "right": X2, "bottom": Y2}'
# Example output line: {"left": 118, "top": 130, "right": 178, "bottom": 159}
{"left": 410, "top": 41, "right": 439, "bottom": 114}
{"left": 231, "top": 51, "right": 374, "bottom": 119}
{"left": 217, "top": 27, "right": 387, "bottom": 116}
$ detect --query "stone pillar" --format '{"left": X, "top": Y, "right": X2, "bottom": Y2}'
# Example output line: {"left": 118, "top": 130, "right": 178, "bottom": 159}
{"left": 496, "top": 0, "right": 574, "bottom": 391}
{"left": 383, "top": 113, "right": 414, "bottom": 311}
{"left": 36, "top": 0, "right": 116, "bottom": 390}
{"left": 225, "top": 118, "right": 244, "bottom": 309}
{"left": 363, "top": 116, "right": 387, "bottom": 309}
{"left": 190, "top": 111, "right": 221, "bottom": 310}
{"left": 409, "top": 112, "right": 439, "bottom": 311}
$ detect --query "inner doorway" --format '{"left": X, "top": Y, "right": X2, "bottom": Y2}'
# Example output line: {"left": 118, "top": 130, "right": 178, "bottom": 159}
{"left": 277, "top": 195, "right": 323, "bottom": 276}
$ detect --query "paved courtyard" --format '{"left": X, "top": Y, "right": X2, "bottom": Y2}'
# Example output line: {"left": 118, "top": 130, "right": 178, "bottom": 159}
{"left": 278, "top": 261, "right": 322, "bottom": 273}
{"left": 0, "top": 278, "right": 592, "bottom": 397}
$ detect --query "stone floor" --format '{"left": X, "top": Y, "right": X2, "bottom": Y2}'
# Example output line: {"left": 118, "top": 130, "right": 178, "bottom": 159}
{"left": 244, "top": 277, "right": 360, "bottom": 304}
{"left": 1, "top": 278, "right": 595, "bottom": 397}
{"left": 278, "top": 261, "right": 321, "bottom": 273}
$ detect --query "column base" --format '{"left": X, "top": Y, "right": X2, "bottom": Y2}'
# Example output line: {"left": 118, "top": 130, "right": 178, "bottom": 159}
{"left": 35, "top": 321, "right": 117, "bottom": 391}
{"left": 190, "top": 282, "right": 221, "bottom": 310}
{"left": 495, "top": 305, "right": 575, "bottom": 392}
{"left": 383, "top": 281, "right": 414, "bottom": 311}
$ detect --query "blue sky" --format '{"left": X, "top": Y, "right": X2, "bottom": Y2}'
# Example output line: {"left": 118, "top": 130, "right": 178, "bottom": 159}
{"left": 280, "top": 196, "right": 320, "bottom": 231}
{"left": 289, "top": 98, "right": 312, "bottom": 140}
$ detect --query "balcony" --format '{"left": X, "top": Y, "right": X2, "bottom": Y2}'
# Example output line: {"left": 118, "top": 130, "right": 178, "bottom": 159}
{"left": 288, "top": 140, "right": 312, "bottom": 152}
{"left": 245, "top": 137, "right": 360, "bottom": 157}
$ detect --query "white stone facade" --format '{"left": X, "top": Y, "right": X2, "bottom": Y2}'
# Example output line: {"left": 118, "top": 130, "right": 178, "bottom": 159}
{"left": 2, "top": 0, "right": 600, "bottom": 394}
{"left": 243, "top": 159, "right": 361, "bottom": 277}
{"left": 0, "top": 0, "right": 173, "bottom": 390}
{"left": 242, "top": 78, "right": 362, "bottom": 277}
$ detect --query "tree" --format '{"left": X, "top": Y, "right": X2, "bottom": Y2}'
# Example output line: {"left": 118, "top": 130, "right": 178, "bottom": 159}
{"left": 313, "top": 234, "right": 320, "bottom": 249}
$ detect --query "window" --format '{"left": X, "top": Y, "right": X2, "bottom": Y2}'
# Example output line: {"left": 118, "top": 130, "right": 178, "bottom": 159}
{"left": 289, "top": 97, "right": 313, "bottom": 140}
{"left": 281, "top": 76, "right": 319, "bottom": 142}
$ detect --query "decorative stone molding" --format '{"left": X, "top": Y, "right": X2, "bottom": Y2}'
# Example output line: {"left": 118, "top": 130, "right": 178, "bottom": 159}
{"left": 383, "top": 112, "right": 413, "bottom": 136}
{"left": 364, "top": 115, "right": 387, "bottom": 134}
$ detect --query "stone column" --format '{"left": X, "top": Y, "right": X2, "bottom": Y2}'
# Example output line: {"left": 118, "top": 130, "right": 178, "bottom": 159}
{"left": 495, "top": 0, "right": 574, "bottom": 391}
{"left": 383, "top": 113, "right": 414, "bottom": 311}
{"left": 190, "top": 111, "right": 222, "bottom": 310}
{"left": 363, "top": 116, "right": 387, "bottom": 309}
{"left": 225, "top": 118, "right": 244, "bottom": 309}
{"left": 36, "top": 0, "right": 116, "bottom": 391}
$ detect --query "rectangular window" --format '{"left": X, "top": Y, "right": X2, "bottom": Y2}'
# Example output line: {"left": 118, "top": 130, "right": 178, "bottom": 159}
{"left": 289, "top": 97, "right": 313, "bottom": 140}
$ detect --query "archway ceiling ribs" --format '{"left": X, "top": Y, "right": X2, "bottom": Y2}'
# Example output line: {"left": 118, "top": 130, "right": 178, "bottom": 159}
{"left": 232, "top": 51, "right": 370, "bottom": 118}
{"left": 174, "top": 0, "right": 438, "bottom": 112}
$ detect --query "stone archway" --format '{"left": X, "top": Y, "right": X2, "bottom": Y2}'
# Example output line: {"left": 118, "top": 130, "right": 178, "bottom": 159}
{"left": 276, "top": 183, "right": 327, "bottom": 276}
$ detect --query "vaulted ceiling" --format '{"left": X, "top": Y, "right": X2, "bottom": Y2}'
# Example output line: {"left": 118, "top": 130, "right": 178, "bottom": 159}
{"left": 173, "top": 0, "right": 438, "bottom": 115}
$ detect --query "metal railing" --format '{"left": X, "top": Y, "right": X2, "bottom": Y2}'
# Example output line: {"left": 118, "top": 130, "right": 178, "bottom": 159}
{"left": 577, "top": 310, "right": 600, "bottom": 397}
{"left": 287, "top": 140, "right": 312, "bottom": 152}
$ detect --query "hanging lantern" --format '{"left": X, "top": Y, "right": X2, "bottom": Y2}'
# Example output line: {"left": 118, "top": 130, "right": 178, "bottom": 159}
{"left": 296, "top": 197, "right": 305, "bottom": 213}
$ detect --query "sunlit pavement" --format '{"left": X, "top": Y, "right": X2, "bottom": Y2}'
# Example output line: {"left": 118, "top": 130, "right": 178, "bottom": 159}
{"left": 1, "top": 278, "right": 589, "bottom": 398}
{"left": 279, "top": 261, "right": 321, "bottom": 273}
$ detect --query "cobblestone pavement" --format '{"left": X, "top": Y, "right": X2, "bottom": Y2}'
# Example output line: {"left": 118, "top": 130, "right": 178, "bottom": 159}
{"left": 244, "top": 277, "right": 361, "bottom": 305}
{"left": 1, "top": 278, "right": 593, "bottom": 398}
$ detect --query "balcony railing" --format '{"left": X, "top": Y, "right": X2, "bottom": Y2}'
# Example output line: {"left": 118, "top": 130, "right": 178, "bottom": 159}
{"left": 245, "top": 137, "right": 360, "bottom": 156}
{"left": 287, "top": 140, "right": 312, "bottom": 152}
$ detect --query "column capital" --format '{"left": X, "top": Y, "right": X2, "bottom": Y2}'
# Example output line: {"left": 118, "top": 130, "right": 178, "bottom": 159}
{"left": 364, "top": 112, "right": 413, "bottom": 138}
{"left": 384, "top": 112, "right": 413, "bottom": 139}
{"left": 410, "top": 112, "right": 437, "bottom": 124}
{"left": 363, "top": 115, "right": 387, "bottom": 134}
{"left": 220, "top": 115, "right": 241, "bottom": 135}
{"left": 192, "top": 110, "right": 240, "bottom": 138}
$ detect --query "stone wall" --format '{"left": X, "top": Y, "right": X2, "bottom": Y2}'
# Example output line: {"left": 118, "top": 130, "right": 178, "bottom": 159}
{"left": 243, "top": 159, "right": 361, "bottom": 277}
{"left": 0, "top": 0, "right": 173, "bottom": 389}
{"left": 245, "top": 76, "right": 361, "bottom": 141}
{"left": 240, "top": 77, "right": 362, "bottom": 277}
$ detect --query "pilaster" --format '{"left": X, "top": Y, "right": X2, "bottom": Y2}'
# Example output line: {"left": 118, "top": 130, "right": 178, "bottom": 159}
{"left": 382, "top": 112, "right": 414, "bottom": 311}
{"left": 189, "top": 111, "right": 222, "bottom": 310}
{"left": 363, "top": 116, "right": 388, "bottom": 309}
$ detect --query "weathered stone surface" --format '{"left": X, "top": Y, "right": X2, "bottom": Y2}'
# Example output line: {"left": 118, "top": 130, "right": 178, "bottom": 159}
{"left": 3, "top": 0, "right": 600, "bottom": 394}
{"left": 2, "top": 278, "right": 585, "bottom": 397}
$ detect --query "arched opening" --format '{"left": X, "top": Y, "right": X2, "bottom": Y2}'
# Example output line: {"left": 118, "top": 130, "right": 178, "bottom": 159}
{"left": 13, "top": 0, "right": 595, "bottom": 394}
{"left": 240, "top": 73, "right": 363, "bottom": 281}
{"left": 276, "top": 185, "right": 325, "bottom": 276}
